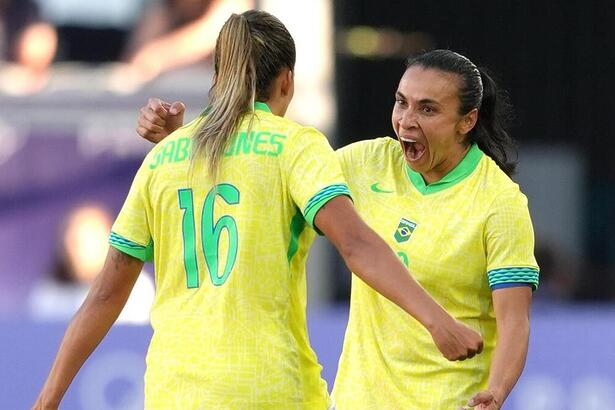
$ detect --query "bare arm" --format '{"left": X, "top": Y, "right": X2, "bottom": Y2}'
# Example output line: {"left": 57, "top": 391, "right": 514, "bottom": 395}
{"left": 32, "top": 248, "right": 143, "bottom": 409}
{"left": 315, "top": 196, "right": 483, "bottom": 361}
{"left": 466, "top": 286, "right": 532, "bottom": 409}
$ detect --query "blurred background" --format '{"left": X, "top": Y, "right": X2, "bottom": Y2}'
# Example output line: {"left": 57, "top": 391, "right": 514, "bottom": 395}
{"left": 1, "top": 0, "right": 614, "bottom": 409}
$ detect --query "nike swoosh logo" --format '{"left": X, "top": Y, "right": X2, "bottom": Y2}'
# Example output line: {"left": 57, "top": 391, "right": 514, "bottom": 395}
{"left": 370, "top": 182, "right": 394, "bottom": 193}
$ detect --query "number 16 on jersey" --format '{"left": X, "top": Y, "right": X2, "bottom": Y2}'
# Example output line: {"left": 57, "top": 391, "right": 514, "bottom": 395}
{"left": 178, "top": 184, "right": 240, "bottom": 288}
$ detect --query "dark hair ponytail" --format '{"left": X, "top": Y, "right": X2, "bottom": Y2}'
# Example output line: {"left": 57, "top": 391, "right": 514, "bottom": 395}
{"left": 471, "top": 68, "right": 517, "bottom": 175}
{"left": 406, "top": 49, "right": 517, "bottom": 175}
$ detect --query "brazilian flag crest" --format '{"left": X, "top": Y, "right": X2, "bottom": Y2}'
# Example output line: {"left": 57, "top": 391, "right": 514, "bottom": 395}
{"left": 394, "top": 218, "right": 417, "bottom": 243}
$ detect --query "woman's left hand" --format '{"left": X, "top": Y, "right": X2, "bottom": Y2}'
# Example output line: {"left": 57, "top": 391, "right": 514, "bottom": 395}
{"left": 460, "top": 390, "right": 501, "bottom": 409}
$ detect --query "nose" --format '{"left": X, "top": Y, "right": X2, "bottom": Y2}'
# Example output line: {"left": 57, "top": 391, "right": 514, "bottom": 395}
{"left": 399, "top": 107, "right": 418, "bottom": 130}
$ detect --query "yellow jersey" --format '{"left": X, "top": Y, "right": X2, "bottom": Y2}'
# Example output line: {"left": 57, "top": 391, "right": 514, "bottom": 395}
{"left": 110, "top": 102, "right": 351, "bottom": 409}
{"left": 332, "top": 138, "right": 539, "bottom": 410}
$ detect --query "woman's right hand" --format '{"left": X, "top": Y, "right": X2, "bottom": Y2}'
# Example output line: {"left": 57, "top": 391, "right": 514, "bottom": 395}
{"left": 428, "top": 316, "right": 484, "bottom": 361}
{"left": 136, "top": 98, "right": 185, "bottom": 143}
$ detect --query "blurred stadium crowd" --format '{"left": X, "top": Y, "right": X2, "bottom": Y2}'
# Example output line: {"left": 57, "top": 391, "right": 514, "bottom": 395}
{"left": 3, "top": 0, "right": 614, "bottom": 312}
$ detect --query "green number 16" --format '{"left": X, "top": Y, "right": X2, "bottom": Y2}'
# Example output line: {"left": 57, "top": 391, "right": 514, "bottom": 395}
{"left": 178, "top": 184, "right": 240, "bottom": 288}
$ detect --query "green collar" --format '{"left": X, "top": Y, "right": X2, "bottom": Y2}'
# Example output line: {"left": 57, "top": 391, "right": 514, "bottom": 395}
{"left": 405, "top": 143, "right": 483, "bottom": 195}
{"left": 201, "top": 101, "right": 271, "bottom": 116}
{"left": 254, "top": 101, "right": 272, "bottom": 113}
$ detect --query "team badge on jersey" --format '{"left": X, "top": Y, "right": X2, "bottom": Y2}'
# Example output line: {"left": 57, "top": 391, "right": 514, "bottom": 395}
{"left": 394, "top": 218, "right": 417, "bottom": 243}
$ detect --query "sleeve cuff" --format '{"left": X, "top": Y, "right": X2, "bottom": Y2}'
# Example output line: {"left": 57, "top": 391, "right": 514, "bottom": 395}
{"left": 303, "top": 183, "right": 353, "bottom": 234}
{"left": 488, "top": 266, "right": 539, "bottom": 291}
{"left": 109, "top": 231, "right": 154, "bottom": 262}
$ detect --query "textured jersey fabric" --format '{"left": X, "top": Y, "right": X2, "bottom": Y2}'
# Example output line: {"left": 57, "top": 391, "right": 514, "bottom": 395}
{"left": 110, "top": 103, "right": 351, "bottom": 409}
{"left": 332, "top": 137, "right": 538, "bottom": 410}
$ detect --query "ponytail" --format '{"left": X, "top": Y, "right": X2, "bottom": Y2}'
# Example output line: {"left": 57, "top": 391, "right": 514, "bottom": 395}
{"left": 191, "top": 10, "right": 295, "bottom": 181}
{"left": 470, "top": 68, "right": 517, "bottom": 175}
{"left": 193, "top": 13, "right": 256, "bottom": 181}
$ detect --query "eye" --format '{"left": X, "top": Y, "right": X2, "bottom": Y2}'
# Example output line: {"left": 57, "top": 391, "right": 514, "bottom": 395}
{"left": 395, "top": 98, "right": 407, "bottom": 107}
{"left": 421, "top": 105, "right": 436, "bottom": 114}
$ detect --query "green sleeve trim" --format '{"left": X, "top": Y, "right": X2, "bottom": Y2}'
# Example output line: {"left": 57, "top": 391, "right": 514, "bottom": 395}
{"left": 287, "top": 209, "right": 306, "bottom": 264}
{"left": 109, "top": 231, "right": 154, "bottom": 262}
{"left": 488, "top": 266, "right": 539, "bottom": 291}
{"left": 303, "top": 184, "right": 353, "bottom": 232}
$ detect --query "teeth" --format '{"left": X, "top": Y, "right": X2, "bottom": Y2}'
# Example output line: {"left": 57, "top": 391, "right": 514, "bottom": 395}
{"left": 400, "top": 137, "right": 416, "bottom": 143}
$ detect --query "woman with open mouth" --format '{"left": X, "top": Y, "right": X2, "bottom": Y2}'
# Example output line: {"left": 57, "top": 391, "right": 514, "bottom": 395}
{"left": 332, "top": 49, "right": 538, "bottom": 410}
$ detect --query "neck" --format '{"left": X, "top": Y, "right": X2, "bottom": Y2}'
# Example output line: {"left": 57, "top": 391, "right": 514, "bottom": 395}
{"left": 264, "top": 98, "right": 288, "bottom": 117}
{"left": 422, "top": 143, "right": 471, "bottom": 184}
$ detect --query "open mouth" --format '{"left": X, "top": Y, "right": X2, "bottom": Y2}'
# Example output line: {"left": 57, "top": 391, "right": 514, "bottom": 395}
{"left": 399, "top": 136, "right": 426, "bottom": 162}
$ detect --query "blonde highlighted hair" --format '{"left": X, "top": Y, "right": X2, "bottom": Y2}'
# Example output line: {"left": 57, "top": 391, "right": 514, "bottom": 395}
{"left": 193, "top": 10, "right": 296, "bottom": 181}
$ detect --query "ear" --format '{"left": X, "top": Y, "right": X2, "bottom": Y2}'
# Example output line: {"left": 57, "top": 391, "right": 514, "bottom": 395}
{"left": 279, "top": 68, "right": 293, "bottom": 97}
{"left": 457, "top": 108, "right": 478, "bottom": 135}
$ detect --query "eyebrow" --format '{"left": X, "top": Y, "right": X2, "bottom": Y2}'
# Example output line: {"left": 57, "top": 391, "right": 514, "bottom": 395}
{"left": 418, "top": 98, "right": 440, "bottom": 106}
{"left": 395, "top": 91, "right": 440, "bottom": 106}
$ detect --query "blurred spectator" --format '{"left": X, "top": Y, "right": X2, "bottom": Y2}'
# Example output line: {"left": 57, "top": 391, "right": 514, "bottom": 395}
{"left": 110, "top": 0, "right": 252, "bottom": 91}
{"left": 34, "top": 0, "right": 144, "bottom": 62}
{"left": 534, "top": 242, "right": 578, "bottom": 301}
{"left": 0, "top": 0, "right": 57, "bottom": 94}
{"left": 28, "top": 203, "right": 154, "bottom": 324}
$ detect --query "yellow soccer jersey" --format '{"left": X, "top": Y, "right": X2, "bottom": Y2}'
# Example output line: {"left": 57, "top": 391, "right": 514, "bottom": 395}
{"left": 109, "top": 102, "right": 351, "bottom": 409}
{"left": 332, "top": 138, "right": 539, "bottom": 410}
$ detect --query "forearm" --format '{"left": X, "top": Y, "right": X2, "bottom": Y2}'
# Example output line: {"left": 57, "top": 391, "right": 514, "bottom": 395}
{"left": 487, "top": 318, "right": 530, "bottom": 405}
{"left": 36, "top": 292, "right": 126, "bottom": 406}
{"left": 341, "top": 228, "right": 448, "bottom": 331}
{"left": 35, "top": 248, "right": 141, "bottom": 408}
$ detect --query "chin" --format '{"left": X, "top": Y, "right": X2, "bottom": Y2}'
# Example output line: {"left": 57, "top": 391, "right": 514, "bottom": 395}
{"left": 404, "top": 158, "right": 420, "bottom": 171}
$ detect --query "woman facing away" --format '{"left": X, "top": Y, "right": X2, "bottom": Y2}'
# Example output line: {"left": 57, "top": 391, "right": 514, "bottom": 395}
{"left": 138, "top": 49, "right": 539, "bottom": 410}
{"left": 33, "top": 12, "right": 481, "bottom": 410}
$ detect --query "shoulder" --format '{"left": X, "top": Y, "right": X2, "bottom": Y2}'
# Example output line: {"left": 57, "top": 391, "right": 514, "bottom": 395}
{"left": 258, "top": 112, "right": 320, "bottom": 138}
{"left": 148, "top": 116, "right": 199, "bottom": 153}
{"left": 337, "top": 136, "right": 399, "bottom": 161}
{"left": 256, "top": 114, "right": 333, "bottom": 157}
{"left": 270, "top": 118, "right": 338, "bottom": 161}
{"left": 478, "top": 154, "right": 528, "bottom": 207}
{"left": 141, "top": 116, "right": 201, "bottom": 172}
